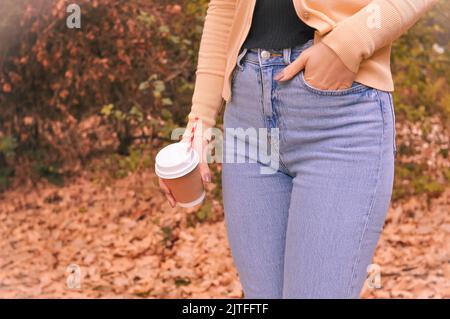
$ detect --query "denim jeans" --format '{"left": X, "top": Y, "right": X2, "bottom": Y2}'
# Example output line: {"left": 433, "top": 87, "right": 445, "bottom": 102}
{"left": 221, "top": 39, "right": 396, "bottom": 298}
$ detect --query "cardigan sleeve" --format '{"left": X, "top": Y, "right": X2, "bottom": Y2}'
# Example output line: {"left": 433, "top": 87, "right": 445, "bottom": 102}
{"left": 182, "top": 0, "right": 237, "bottom": 141}
{"left": 320, "top": 0, "right": 438, "bottom": 74}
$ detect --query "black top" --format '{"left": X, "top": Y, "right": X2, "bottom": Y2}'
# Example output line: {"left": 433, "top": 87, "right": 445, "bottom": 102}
{"left": 242, "top": 0, "right": 315, "bottom": 50}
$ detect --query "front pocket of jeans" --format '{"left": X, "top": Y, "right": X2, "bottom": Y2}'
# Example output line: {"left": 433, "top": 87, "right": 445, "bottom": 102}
{"left": 298, "top": 70, "right": 368, "bottom": 96}
{"left": 230, "top": 67, "right": 239, "bottom": 88}
{"left": 231, "top": 62, "right": 245, "bottom": 90}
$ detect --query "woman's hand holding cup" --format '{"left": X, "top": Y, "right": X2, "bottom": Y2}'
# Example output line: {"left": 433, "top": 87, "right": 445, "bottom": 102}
{"left": 157, "top": 127, "right": 211, "bottom": 208}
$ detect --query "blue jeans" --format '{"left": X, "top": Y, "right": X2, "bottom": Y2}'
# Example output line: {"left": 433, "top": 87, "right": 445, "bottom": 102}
{"left": 221, "top": 39, "right": 396, "bottom": 298}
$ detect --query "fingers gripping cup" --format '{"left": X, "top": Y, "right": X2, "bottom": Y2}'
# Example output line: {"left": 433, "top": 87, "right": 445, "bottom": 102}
{"left": 155, "top": 142, "right": 206, "bottom": 208}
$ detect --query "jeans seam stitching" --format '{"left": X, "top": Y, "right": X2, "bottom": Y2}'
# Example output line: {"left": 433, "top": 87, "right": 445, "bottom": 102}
{"left": 273, "top": 121, "right": 290, "bottom": 176}
{"left": 387, "top": 92, "right": 397, "bottom": 158}
{"left": 273, "top": 88, "right": 292, "bottom": 176}
{"left": 300, "top": 71, "right": 367, "bottom": 96}
{"left": 346, "top": 89, "right": 385, "bottom": 298}
{"left": 230, "top": 67, "right": 239, "bottom": 92}
{"left": 256, "top": 67, "right": 267, "bottom": 126}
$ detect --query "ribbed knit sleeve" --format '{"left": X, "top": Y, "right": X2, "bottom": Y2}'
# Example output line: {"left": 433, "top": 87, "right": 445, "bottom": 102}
{"left": 321, "top": 0, "right": 438, "bottom": 73}
{"left": 183, "top": 0, "right": 236, "bottom": 141}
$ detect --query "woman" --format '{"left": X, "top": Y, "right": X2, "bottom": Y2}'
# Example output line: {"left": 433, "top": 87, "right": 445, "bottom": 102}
{"left": 159, "top": 0, "right": 437, "bottom": 298}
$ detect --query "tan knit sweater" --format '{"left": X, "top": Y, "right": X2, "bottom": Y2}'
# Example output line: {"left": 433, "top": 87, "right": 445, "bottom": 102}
{"left": 183, "top": 0, "right": 438, "bottom": 139}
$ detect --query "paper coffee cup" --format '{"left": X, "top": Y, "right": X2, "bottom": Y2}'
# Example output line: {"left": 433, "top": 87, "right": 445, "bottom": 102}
{"left": 155, "top": 142, "right": 205, "bottom": 208}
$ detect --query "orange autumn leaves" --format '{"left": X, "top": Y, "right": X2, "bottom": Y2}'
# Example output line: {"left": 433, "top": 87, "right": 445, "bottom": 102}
{"left": 0, "top": 0, "right": 195, "bottom": 165}
{"left": 3, "top": 83, "right": 12, "bottom": 93}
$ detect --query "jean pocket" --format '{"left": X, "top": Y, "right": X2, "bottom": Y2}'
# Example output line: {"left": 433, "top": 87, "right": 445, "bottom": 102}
{"left": 230, "top": 65, "right": 241, "bottom": 90}
{"left": 298, "top": 70, "right": 369, "bottom": 96}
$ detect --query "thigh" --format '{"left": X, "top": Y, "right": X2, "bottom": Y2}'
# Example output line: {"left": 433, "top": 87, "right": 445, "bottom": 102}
{"left": 279, "top": 82, "right": 395, "bottom": 298}
{"left": 222, "top": 160, "right": 292, "bottom": 298}
{"left": 222, "top": 60, "right": 293, "bottom": 298}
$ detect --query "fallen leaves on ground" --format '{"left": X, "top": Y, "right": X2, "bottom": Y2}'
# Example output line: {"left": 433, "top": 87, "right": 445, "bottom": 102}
{"left": 0, "top": 169, "right": 448, "bottom": 298}
{"left": 0, "top": 117, "right": 449, "bottom": 298}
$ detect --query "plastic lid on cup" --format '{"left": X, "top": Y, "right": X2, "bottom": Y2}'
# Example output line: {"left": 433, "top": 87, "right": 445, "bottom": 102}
{"left": 155, "top": 142, "right": 199, "bottom": 179}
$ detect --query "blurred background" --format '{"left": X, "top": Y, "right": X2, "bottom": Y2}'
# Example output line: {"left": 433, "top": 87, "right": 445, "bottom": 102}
{"left": 0, "top": 0, "right": 449, "bottom": 298}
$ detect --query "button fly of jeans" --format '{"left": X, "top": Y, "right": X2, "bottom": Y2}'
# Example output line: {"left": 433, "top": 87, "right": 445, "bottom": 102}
{"left": 261, "top": 50, "right": 271, "bottom": 59}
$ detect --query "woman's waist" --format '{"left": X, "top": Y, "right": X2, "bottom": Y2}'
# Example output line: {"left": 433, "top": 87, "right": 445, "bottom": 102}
{"left": 222, "top": 43, "right": 395, "bottom": 102}
{"left": 242, "top": 39, "right": 314, "bottom": 67}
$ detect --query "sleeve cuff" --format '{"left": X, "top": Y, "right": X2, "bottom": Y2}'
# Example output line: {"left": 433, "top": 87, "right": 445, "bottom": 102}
{"left": 320, "top": 24, "right": 364, "bottom": 74}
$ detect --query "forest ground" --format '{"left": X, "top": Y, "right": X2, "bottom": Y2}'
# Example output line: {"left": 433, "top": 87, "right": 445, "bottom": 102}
{"left": 0, "top": 119, "right": 449, "bottom": 299}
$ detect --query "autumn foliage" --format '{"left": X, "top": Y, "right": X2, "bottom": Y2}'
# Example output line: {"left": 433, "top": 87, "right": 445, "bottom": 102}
{"left": 0, "top": 0, "right": 449, "bottom": 300}
{"left": 0, "top": 0, "right": 448, "bottom": 196}
{"left": 0, "top": 0, "right": 205, "bottom": 179}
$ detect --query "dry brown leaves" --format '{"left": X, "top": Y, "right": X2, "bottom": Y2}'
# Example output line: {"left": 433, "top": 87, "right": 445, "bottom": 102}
{"left": 0, "top": 169, "right": 242, "bottom": 298}
{"left": 0, "top": 118, "right": 449, "bottom": 299}
{"left": 361, "top": 188, "right": 450, "bottom": 298}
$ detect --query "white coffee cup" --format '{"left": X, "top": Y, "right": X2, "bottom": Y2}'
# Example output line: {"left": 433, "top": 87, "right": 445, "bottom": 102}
{"left": 155, "top": 142, "right": 205, "bottom": 208}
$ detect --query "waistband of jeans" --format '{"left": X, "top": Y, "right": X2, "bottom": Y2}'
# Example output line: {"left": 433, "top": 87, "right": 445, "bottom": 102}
{"left": 246, "top": 38, "right": 314, "bottom": 54}
{"left": 240, "top": 39, "right": 314, "bottom": 66}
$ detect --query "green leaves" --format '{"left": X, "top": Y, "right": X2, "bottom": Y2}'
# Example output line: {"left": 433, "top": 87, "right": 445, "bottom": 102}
{"left": 0, "top": 136, "right": 18, "bottom": 158}
{"left": 100, "top": 104, "right": 114, "bottom": 117}
{"left": 137, "top": 11, "right": 156, "bottom": 26}
{"left": 152, "top": 80, "right": 166, "bottom": 99}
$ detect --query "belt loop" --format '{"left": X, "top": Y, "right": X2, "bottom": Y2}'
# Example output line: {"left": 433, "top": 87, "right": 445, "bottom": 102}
{"left": 257, "top": 48, "right": 263, "bottom": 67}
{"left": 236, "top": 47, "right": 248, "bottom": 70}
{"left": 283, "top": 48, "right": 291, "bottom": 65}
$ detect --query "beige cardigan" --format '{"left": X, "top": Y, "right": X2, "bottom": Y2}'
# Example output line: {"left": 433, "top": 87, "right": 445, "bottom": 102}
{"left": 183, "top": 0, "right": 437, "bottom": 138}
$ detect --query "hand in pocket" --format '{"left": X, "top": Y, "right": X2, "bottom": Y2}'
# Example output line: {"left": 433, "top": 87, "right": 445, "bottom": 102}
{"left": 274, "top": 42, "right": 357, "bottom": 91}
